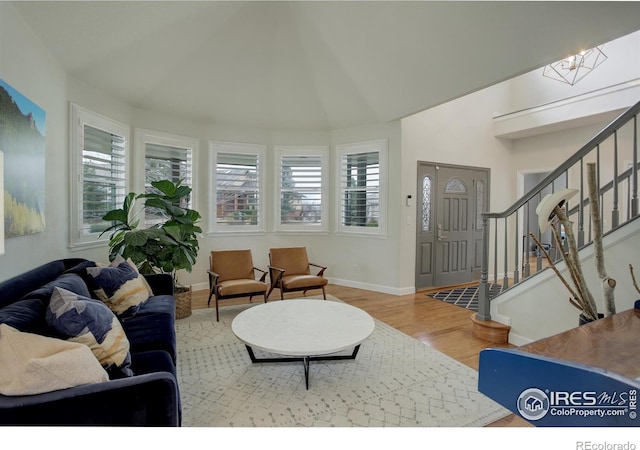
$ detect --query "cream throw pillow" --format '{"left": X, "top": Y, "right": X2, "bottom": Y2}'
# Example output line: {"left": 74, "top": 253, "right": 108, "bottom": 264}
{"left": 0, "top": 324, "right": 109, "bottom": 396}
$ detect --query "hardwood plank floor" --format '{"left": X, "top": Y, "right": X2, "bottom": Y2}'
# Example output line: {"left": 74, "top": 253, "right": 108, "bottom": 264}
{"left": 190, "top": 284, "right": 531, "bottom": 427}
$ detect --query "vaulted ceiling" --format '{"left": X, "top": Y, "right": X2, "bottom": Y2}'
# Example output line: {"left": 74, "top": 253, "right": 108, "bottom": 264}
{"left": 12, "top": 1, "right": 640, "bottom": 131}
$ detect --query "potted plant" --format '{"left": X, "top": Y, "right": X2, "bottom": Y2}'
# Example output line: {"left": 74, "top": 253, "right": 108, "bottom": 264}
{"left": 100, "top": 179, "right": 202, "bottom": 318}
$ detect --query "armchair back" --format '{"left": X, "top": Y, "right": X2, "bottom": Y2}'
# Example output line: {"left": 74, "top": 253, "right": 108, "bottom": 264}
{"left": 269, "top": 247, "right": 311, "bottom": 275}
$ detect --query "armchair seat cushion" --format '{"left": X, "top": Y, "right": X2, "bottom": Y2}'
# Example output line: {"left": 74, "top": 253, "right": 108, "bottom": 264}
{"left": 217, "top": 279, "right": 268, "bottom": 297}
{"left": 281, "top": 275, "right": 328, "bottom": 290}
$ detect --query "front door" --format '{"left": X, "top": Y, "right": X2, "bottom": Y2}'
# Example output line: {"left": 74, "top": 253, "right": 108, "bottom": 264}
{"left": 415, "top": 162, "right": 489, "bottom": 290}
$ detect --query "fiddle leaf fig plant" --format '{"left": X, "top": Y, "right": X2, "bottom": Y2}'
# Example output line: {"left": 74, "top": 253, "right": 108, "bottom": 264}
{"left": 100, "top": 179, "right": 202, "bottom": 289}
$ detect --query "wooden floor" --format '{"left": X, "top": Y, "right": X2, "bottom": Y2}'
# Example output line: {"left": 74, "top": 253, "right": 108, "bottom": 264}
{"left": 191, "top": 284, "right": 531, "bottom": 427}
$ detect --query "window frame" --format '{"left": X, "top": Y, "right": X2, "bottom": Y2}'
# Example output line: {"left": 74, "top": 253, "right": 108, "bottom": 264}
{"left": 69, "top": 103, "right": 130, "bottom": 249}
{"left": 274, "top": 145, "right": 329, "bottom": 233}
{"left": 134, "top": 128, "right": 199, "bottom": 227}
{"left": 209, "top": 140, "right": 267, "bottom": 235}
{"left": 336, "top": 139, "right": 388, "bottom": 237}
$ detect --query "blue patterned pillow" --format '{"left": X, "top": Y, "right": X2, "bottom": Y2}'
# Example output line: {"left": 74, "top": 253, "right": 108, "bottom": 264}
{"left": 86, "top": 259, "right": 150, "bottom": 315}
{"left": 46, "top": 287, "right": 133, "bottom": 378}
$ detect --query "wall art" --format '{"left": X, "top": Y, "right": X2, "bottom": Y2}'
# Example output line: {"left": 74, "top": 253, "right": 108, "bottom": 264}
{"left": 0, "top": 79, "right": 46, "bottom": 238}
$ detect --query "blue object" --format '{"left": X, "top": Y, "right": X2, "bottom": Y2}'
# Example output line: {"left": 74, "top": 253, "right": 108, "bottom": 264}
{"left": 479, "top": 348, "right": 640, "bottom": 427}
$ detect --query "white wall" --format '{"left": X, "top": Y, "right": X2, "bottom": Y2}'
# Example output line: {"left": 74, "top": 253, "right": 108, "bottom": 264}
{"left": 0, "top": 3, "right": 70, "bottom": 278}
{"left": 2, "top": 2, "right": 638, "bottom": 301}
{"left": 190, "top": 120, "right": 404, "bottom": 294}
{"left": 492, "top": 217, "right": 640, "bottom": 344}
{"left": 0, "top": 3, "right": 407, "bottom": 294}
{"left": 400, "top": 83, "right": 515, "bottom": 287}
{"left": 504, "top": 30, "right": 640, "bottom": 114}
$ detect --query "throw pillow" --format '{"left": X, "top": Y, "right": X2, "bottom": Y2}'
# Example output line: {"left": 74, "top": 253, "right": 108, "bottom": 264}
{"left": 0, "top": 323, "right": 109, "bottom": 396}
{"left": 85, "top": 259, "right": 151, "bottom": 315}
{"left": 111, "top": 255, "right": 154, "bottom": 298}
{"left": 46, "top": 287, "right": 133, "bottom": 378}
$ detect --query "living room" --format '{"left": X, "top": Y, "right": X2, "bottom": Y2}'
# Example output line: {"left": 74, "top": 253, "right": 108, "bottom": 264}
{"left": 1, "top": 0, "right": 640, "bottom": 443}
{"left": 1, "top": 1, "right": 639, "bottom": 299}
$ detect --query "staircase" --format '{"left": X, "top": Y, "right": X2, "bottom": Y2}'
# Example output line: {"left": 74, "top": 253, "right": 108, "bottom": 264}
{"left": 476, "top": 99, "right": 640, "bottom": 345}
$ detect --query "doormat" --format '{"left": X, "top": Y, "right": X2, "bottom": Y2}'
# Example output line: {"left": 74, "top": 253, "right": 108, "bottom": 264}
{"left": 425, "top": 283, "right": 502, "bottom": 312}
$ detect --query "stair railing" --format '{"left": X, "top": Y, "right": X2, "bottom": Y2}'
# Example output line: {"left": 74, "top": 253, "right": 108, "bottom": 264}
{"left": 477, "top": 99, "right": 640, "bottom": 321}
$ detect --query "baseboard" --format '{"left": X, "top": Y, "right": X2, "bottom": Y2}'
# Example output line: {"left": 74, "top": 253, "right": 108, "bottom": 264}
{"left": 506, "top": 332, "right": 533, "bottom": 346}
{"left": 190, "top": 282, "right": 209, "bottom": 292}
{"left": 327, "top": 277, "right": 413, "bottom": 296}
{"left": 189, "top": 279, "right": 413, "bottom": 297}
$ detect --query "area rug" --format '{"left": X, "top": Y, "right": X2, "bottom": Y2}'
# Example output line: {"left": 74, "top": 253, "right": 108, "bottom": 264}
{"left": 175, "top": 297, "right": 510, "bottom": 427}
{"left": 425, "top": 283, "right": 502, "bottom": 312}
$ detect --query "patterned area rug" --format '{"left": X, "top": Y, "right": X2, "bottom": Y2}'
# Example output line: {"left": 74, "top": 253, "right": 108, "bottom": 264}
{"left": 426, "top": 283, "right": 502, "bottom": 312}
{"left": 175, "top": 297, "right": 509, "bottom": 427}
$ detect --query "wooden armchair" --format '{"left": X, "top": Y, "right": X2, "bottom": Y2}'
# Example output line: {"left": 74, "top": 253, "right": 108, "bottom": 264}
{"left": 267, "top": 247, "right": 328, "bottom": 300}
{"left": 208, "top": 249, "right": 269, "bottom": 321}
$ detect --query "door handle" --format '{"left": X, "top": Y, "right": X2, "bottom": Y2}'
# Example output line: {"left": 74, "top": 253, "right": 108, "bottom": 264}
{"left": 437, "top": 224, "right": 447, "bottom": 241}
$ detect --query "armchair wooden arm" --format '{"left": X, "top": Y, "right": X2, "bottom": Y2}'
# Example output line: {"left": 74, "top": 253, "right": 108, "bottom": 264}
{"left": 254, "top": 267, "right": 268, "bottom": 283}
{"left": 309, "top": 263, "right": 326, "bottom": 277}
{"left": 267, "top": 266, "right": 285, "bottom": 297}
{"left": 207, "top": 270, "right": 220, "bottom": 288}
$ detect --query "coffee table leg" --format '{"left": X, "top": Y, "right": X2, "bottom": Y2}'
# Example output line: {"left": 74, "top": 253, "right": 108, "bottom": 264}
{"left": 245, "top": 345, "right": 258, "bottom": 362}
{"left": 303, "top": 356, "right": 310, "bottom": 390}
{"left": 243, "top": 344, "right": 362, "bottom": 390}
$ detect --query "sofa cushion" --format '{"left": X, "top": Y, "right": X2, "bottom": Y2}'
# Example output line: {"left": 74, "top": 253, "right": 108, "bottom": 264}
{"left": 0, "top": 260, "right": 67, "bottom": 308}
{"left": 46, "top": 287, "right": 133, "bottom": 378}
{"left": 130, "top": 350, "right": 176, "bottom": 379}
{"left": 22, "top": 273, "right": 92, "bottom": 305}
{"left": 86, "top": 260, "right": 150, "bottom": 315}
{"left": 63, "top": 259, "right": 98, "bottom": 290}
{"left": 0, "top": 323, "right": 109, "bottom": 396}
{"left": 120, "top": 295, "right": 177, "bottom": 363}
{"left": 0, "top": 298, "right": 47, "bottom": 333}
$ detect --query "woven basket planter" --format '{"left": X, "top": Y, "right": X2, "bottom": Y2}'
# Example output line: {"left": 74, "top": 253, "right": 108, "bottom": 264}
{"left": 175, "top": 287, "right": 192, "bottom": 319}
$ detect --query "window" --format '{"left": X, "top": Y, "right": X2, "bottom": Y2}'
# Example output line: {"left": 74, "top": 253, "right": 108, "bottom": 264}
{"left": 275, "top": 146, "right": 328, "bottom": 232}
{"left": 134, "top": 129, "right": 197, "bottom": 227}
{"left": 422, "top": 175, "right": 432, "bottom": 232}
{"left": 337, "top": 139, "right": 387, "bottom": 235}
{"left": 210, "top": 141, "right": 266, "bottom": 233}
{"left": 444, "top": 177, "right": 467, "bottom": 194}
{"left": 70, "top": 104, "right": 129, "bottom": 247}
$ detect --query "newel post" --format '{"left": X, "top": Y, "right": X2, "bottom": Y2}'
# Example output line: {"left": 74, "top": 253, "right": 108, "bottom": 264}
{"left": 477, "top": 214, "right": 491, "bottom": 321}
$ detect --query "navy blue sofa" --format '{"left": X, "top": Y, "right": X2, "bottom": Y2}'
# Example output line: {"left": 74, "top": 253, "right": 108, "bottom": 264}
{"left": 0, "top": 258, "right": 181, "bottom": 426}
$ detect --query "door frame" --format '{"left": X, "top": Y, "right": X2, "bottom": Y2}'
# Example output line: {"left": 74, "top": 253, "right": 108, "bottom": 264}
{"left": 415, "top": 161, "right": 491, "bottom": 291}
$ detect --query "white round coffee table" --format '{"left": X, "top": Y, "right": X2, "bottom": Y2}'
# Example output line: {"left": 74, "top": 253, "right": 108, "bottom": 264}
{"left": 231, "top": 299, "right": 375, "bottom": 389}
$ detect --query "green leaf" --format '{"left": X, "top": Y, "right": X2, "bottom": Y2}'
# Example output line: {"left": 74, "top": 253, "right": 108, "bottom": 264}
{"left": 102, "top": 209, "right": 128, "bottom": 222}
{"left": 144, "top": 197, "right": 170, "bottom": 211}
{"left": 151, "top": 179, "right": 177, "bottom": 197}
{"left": 172, "top": 185, "right": 192, "bottom": 200}
{"left": 123, "top": 229, "right": 151, "bottom": 246}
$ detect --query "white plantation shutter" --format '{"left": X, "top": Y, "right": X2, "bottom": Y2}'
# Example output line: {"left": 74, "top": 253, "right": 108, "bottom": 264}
{"left": 81, "top": 124, "right": 127, "bottom": 236}
{"left": 337, "top": 139, "right": 387, "bottom": 235}
{"left": 341, "top": 151, "right": 380, "bottom": 227}
{"left": 279, "top": 150, "right": 326, "bottom": 229}
{"left": 216, "top": 152, "right": 262, "bottom": 227}
{"left": 145, "top": 143, "right": 192, "bottom": 189}
{"left": 144, "top": 143, "right": 193, "bottom": 226}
